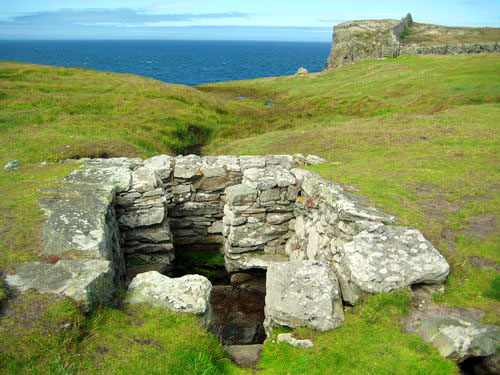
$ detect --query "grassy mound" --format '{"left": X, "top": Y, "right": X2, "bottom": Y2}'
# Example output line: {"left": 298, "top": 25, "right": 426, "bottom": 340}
{"left": 1, "top": 53, "right": 499, "bottom": 374}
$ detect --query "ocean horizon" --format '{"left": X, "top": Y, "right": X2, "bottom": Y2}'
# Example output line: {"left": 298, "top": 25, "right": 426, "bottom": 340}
{"left": 0, "top": 40, "right": 331, "bottom": 86}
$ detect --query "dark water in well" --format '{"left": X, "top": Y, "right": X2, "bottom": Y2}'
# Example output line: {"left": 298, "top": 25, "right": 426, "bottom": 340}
{"left": 0, "top": 40, "right": 331, "bottom": 86}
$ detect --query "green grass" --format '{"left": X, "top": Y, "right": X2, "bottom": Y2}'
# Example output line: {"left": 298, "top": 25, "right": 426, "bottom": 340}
{"left": 0, "top": 54, "right": 499, "bottom": 374}
{"left": 259, "top": 292, "right": 458, "bottom": 375}
{"left": 401, "top": 22, "right": 500, "bottom": 46}
{"left": 0, "top": 292, "right": 246, "bottom": 375}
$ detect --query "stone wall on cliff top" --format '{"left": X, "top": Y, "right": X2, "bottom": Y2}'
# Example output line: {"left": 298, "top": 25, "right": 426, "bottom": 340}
{"left": 6, "top": 154, "right": 449, "bottom": 331}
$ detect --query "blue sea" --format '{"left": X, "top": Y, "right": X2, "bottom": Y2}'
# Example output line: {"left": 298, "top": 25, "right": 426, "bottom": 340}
{"left": 0, "top": 40, "right": 331, "bottom": 86}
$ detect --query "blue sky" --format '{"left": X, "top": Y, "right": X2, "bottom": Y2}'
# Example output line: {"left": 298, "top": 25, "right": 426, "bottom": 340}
{"left": 1, "top": 0, "right": 499, "bottom": 41}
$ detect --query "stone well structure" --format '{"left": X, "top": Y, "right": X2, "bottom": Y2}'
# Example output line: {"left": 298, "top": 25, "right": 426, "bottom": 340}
{"left": 6, "top": 154, "right": 450, "bottom": 334}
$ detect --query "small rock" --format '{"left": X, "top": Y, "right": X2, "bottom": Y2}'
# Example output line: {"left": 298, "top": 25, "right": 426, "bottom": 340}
{"left": 3, "top": 160, "right": 20, "bottom": 170}
{"left": 225, "top": 344, "right": 263, "bottom": 368}
{"left": 295, "top": 67, "right": 309, "bottom": 75}
{"left": 418, "top": 316, "right": 499, "bottom": 363}
{"left": 277, "top": 333, "right": 314, "bottom": 348}
{"left": 305, "top": 155, "right": 326, "bottom": 165}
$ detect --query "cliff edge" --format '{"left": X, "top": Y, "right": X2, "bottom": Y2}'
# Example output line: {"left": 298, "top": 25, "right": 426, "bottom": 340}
{"left": 326, "top": 13, "right": 413, "bottom": 68}
{"left": 326, "top": 13, "right": 500, "bottom": 68}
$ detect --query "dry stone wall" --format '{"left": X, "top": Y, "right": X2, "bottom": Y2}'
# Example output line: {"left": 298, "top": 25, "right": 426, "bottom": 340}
{"left": 400, "top": 42, "right": 500, "bottom": 55}
{"left": 6, "top": 154, "right": 450, "bottom": 333}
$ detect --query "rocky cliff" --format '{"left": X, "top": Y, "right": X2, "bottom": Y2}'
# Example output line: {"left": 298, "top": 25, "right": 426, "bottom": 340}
{"left": 326, "top": 13, "right": 500, "bottom": 68}
{"left": 326, "top": 13, "right": 413, "bottom": 68}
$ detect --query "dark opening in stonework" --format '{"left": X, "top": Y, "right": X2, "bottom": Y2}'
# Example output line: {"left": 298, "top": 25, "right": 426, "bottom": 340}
{"left": 169, "top": 248, "right": 267, "bottom": 345}
{"left": 459, "top": 356, "right": 495, "bottom": 375}
{"left": 209, "top": 270, "right": 267, "bottom": 345}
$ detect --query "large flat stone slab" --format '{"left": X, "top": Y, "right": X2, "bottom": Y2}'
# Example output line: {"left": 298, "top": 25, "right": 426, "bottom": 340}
{"left": 336, "top": 226, "right": 450, "bottom": 305}
{"left": 6, "top": 259, "right": 115, "bottom": 310}
{"left": 265, "top": 261, "right": 344, "bottom": 332}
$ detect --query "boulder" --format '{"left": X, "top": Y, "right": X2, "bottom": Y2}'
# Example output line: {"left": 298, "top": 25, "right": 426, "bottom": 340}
{"left": 124, "top": 271, "right": 213, "bottom": 324}
{"left": 264, "top": 261, "right": 344, "bottom": 332}
{"left": 6, "top": 259, "right": 116, "bottom": 310}
{"left": 336, "top": 226, "right": 450, "bottom": 305}
{"left": 418, "top": 316, "right": 499, "bottom": 364}
{"left": 3, "top": 160, "right": 20, "bottom": 170}
{"left": 295, "top": 67, "right": 309, "bottom": 75}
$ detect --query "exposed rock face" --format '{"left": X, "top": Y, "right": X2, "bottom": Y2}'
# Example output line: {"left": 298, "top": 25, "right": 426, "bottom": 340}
{"left": 124, "top": 271, "right": 213, "bottom": 324}
{"left": 6, "top": 259, "right": 115, "bottom": 310}
{"left": 264, "top": 261, "right": 344, "bottom": 332}
{"left": 326, "top": 14, "right": 413, "bottom": 68}
{"left": 418, "top": 316, "right": 500, "bottom": 365}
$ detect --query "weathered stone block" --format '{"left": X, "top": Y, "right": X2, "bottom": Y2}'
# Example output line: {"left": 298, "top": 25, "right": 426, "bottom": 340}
{"left": 6, "top": 259, "right": 116, "bottom": 310}
{"left": 225, "top": 184, "right": 257, "bottom": 206}
{"left": 265, "top": 261, "right": 344, "bottom": 332}
{"left": 336, "top": 226, "right": 450, "bottom": 305}
{"left": 124, "top": 271, "right": 213, "bottom": 324}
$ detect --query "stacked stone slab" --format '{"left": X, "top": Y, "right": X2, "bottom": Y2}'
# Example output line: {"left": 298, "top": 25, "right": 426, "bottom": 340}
{"left": 115, "top": 156, "right": 175, "bottom": 279}
{"left": 222, "top": 156, "right": 299, "bottom": 272}
{"left": 168, "top": 155, "right": 242, "bottom": 252}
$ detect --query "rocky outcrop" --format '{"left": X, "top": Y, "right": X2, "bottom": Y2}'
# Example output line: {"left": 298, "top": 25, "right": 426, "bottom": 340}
{"left": 326, "top": 13, "right": 413, "bottom": 68}
{"left": 124, "top": 271, "right": 213, "bottom": 325}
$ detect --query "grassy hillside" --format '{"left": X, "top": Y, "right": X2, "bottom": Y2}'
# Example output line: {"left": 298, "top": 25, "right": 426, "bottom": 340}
{"left": 1, "top": 54, "right": 499, "bottom": 374}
